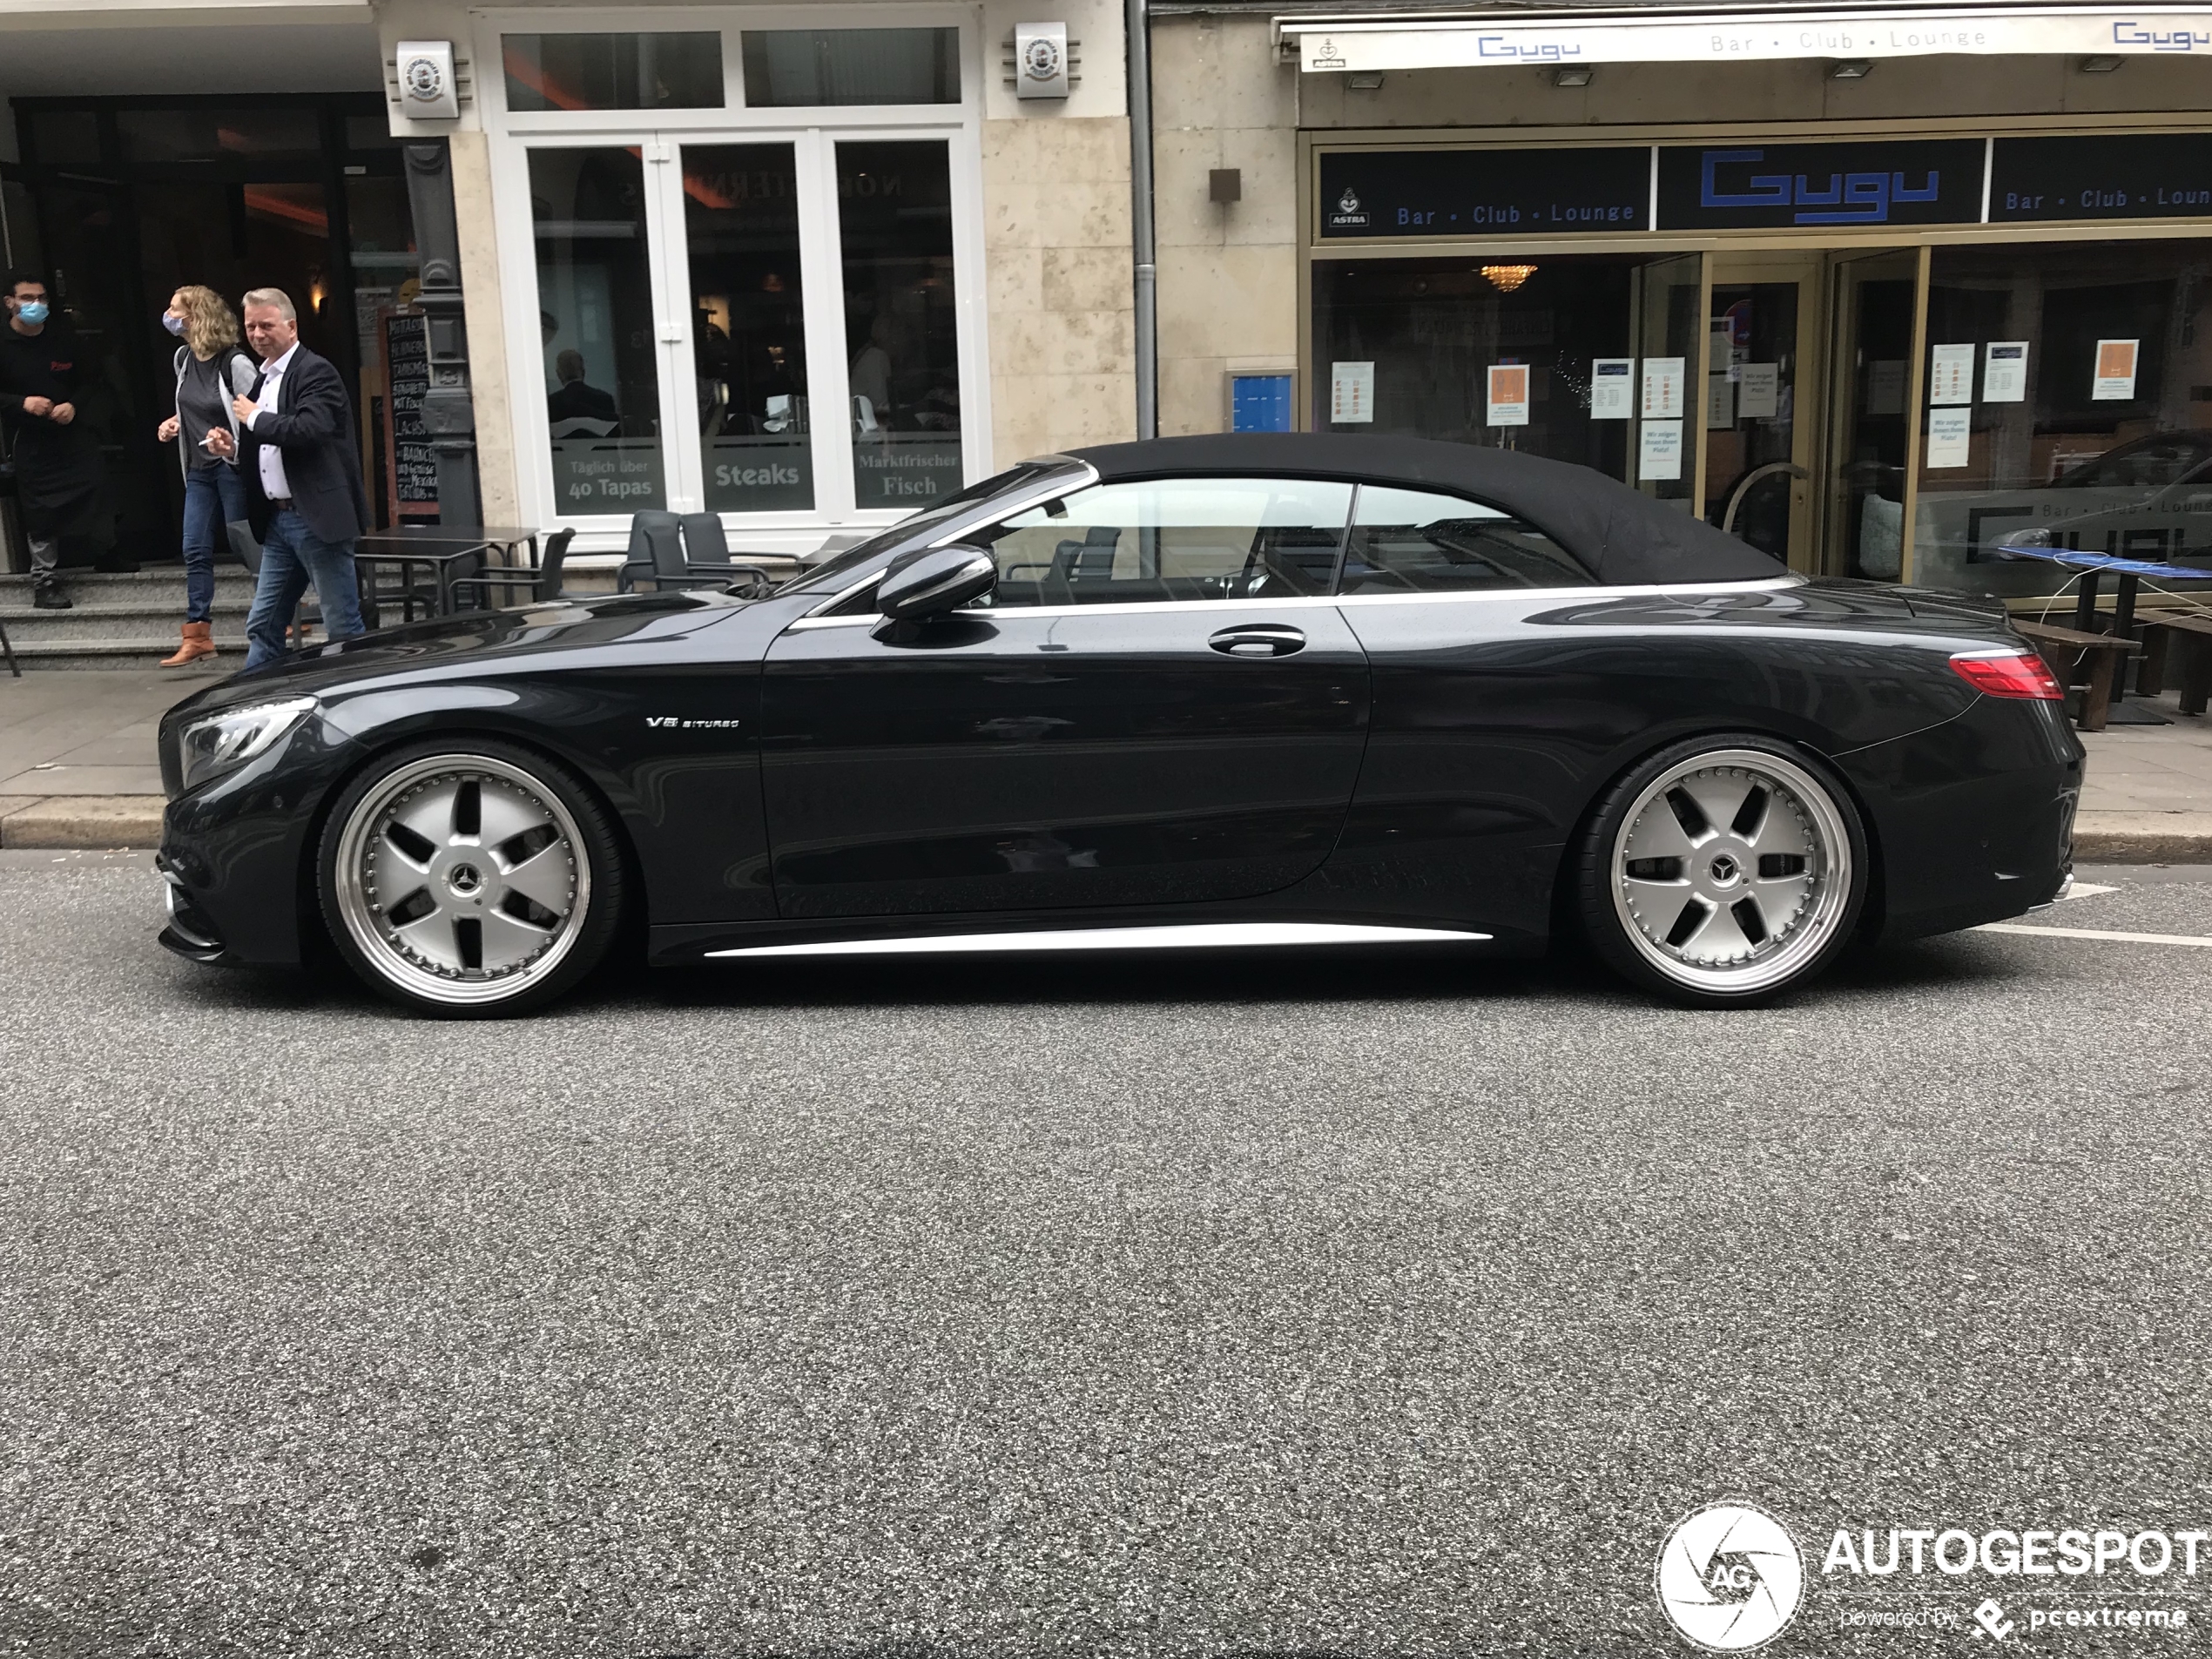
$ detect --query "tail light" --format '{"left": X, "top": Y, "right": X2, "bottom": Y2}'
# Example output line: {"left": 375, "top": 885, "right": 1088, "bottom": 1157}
{"left": 1951, "top": 649, "right": 2065, "bottom": 700}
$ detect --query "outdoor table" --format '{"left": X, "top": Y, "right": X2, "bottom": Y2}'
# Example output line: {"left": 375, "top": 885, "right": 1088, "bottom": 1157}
{"left": 1988, "top": 540, "right": 2212, "bottom": 718}
{"left": 354, "top": 526, "right": 542, "bottom": 624}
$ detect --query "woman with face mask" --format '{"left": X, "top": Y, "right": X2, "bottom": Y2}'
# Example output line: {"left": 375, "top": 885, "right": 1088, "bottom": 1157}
{"left": 152, "top": 286, "right": 259, "bottom": 666}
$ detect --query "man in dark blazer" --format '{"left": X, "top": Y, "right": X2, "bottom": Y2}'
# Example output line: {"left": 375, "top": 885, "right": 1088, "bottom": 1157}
{"left": 205, "top": 287, "right": 372, "bottom": 670}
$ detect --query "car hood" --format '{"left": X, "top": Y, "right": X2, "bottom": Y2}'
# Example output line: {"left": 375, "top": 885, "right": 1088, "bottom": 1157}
{"left": 163, "top": 589, "right": 754, "bottom": 723}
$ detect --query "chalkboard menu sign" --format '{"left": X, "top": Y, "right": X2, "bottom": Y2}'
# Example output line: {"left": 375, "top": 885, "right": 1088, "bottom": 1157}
{"left": 382, "top": 310, "right": 438, "bottom": 520}
{"left": 1318, "top": 147, "right": 1650, "bottom": 239}
{"left": 1657, "top": 140, "right": 1985, "bottom": 230}
{"left": 1990, "top": 134, "right": 2212, "bottom": 222}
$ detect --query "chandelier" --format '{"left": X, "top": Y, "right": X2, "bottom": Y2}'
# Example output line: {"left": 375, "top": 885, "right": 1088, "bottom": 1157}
{"left": 1480, "top": 263, "right": 1539, "bottom": 293}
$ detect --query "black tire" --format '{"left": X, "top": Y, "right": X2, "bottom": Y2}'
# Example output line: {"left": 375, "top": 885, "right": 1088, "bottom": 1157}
{"left": 1574, "top": 732, "right": 1868, "bottom": 1008}
{"left": 315, "top": 738, "right": 628, "bottom": 1017}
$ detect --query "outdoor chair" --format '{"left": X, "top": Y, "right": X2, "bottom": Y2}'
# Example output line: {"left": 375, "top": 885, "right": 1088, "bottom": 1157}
{"left": 448, "top": 529, "right": 583, "bottom": 609}
{"left": 617, "top": 509, "right": 781, "bottom": 596}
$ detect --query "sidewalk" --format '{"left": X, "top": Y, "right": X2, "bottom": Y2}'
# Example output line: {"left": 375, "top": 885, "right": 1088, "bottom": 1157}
{"left": 2, "top": 668, "right": 2209, "bottom": 855}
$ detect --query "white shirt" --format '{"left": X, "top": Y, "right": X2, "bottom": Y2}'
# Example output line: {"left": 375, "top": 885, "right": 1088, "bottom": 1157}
{"left": 244, "top": 342, "right": 300, "bottom": 502}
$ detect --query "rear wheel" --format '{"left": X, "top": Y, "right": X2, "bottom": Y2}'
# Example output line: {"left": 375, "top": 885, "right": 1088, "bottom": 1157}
{"left": 318, "top": 741, "right": 625, "bottom": 1016}
{"left": 1577, "top": 737, "right": 1865, "bottom": 1006}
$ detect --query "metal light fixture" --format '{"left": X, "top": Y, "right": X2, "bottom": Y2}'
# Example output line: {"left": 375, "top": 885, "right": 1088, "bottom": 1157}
{"left": 1552, "top": 65, "right": 1594, "bottom": 87}
{"left": 1346, "top": 71, "right": 1385, "bottom": 90}
{"left": 1481, "top": 263, "right": 1539, "bottom": 293}
{"left": 2079, "top": 53, "right": 2124, "bottom": 71}
{"left": 1829, "top": 58, "right": 1873, "bottom": 78}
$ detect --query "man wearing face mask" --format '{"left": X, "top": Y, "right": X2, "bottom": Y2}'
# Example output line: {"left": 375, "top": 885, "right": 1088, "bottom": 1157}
{"left": 0, "top": 270, "right": 109, "bottom": 610}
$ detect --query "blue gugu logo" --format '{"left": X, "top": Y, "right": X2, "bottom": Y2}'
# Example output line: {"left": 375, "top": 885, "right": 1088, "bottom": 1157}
{"left": 1701, "top": 148, "right": 1939, "bottom": 224}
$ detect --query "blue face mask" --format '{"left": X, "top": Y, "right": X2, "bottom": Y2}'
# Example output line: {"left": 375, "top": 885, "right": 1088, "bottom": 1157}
{"left": 163, "top": 313, "right": 185, "bottom": 336}
{"left": 15, "top": 300, "right": 50, "bottom": 325}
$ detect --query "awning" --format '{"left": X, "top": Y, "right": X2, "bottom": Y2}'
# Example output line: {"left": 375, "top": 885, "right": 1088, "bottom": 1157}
{"left": 1281, "top": 5, "right": 2212, "bottom": 71}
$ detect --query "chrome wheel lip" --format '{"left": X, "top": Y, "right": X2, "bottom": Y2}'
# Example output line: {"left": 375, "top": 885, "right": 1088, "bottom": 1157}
{"left": 1609, "top": 747, "right": 1852, "bottom": 996}
{"left": 333, "top": 753, "right": 590, "bottom": 1008}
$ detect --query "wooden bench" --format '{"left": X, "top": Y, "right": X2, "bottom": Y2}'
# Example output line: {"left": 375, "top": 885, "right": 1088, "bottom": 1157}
{"left": 2013, "top": 621, "right": 2143, "bottom": 732}
{"left": 2135, "top": 611, "right": 2212, "bottom": 715}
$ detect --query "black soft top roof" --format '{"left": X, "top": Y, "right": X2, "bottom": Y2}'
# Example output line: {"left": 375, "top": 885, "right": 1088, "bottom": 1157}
{"left": 1067, "top": 433, "right": 1785, "bottom": 588}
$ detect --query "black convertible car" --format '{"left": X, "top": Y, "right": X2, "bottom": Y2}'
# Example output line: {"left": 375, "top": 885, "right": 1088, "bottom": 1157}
{"left": 157, "top": 434, "right": 2081, "bottom": 1015}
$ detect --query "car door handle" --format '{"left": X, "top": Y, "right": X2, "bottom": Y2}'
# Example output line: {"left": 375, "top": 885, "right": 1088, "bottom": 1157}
{"left": 1208, "top": 624, "right": 1306, "bottom": 658}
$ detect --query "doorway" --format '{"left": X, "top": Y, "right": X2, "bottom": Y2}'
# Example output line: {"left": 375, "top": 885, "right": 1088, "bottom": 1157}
{"left": 1703, "top": 255, "right": 1824, "bottom": 570}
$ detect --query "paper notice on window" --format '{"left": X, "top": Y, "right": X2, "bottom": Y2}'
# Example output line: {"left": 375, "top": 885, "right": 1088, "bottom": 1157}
{"left": 1638, "top": 418, "right": 1683, "bottom": 482}
{"left": 1589, "top": 357, "right": 1634, "bottom": 419}
{"left": 1925, "top": 407, "right": 1972, "bottom": 469}
{"left": 2093, "top": 339, "right": 2140, "bottom": 401}
{"left": 1737, "top": 364, "right": 1779, "bottom": 420}
{"left": 1330, "top": 361, "right": 1375, "bottom": 424}
{"left": 1929, "top": 343, "right": 1976, "bottom": 406}
{"left": 1984, "top": 341, "right": 2029, "bottom": 403}
{"left": 1705, "top": 370, "right": 1736, "bottom": 429}
{"left": 1487, "top": 363, "right": 1530, "bottom": 428}
{"left": 1642, "top": 357, "right": 1685, "bottom": 421}
{"left": 1866, "top": 360, "right": 1906, "bottom": 416}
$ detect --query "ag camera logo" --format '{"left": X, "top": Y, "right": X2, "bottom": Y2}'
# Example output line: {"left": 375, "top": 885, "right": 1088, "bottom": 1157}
{"left": 1656, "top": 1503, "right": 1805, "bottom": 1652}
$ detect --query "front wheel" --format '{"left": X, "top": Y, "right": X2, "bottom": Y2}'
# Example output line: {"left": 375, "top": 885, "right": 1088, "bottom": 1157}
{"left": 318, "top": 740, "right": 626, "bottom": 1016}
{"left": 1575, "top": 736, "right": 1867, "bottom": 1007}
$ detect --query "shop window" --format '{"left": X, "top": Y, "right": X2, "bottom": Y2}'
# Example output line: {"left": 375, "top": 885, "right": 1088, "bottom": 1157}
{"left": 1312, "top": 253, "right": 1702, "bottom": 509}
{"left": 838, "top": 140, "right": 963, "bottom": 509}
{"left": 118, "top": 110, "right": 320, "bottom": 167}
{"left": 684, "top": 144, "right": 813, "bottom": 514}
{"left": 741, "top": 30, "right": 961, "bottom": 107}
{"left": 503, "top": 33, "right": 725, "bottom": 112}
{"left": 1910, "top": 241, "right": 2212, "bottom": 595}
{"left": 529, "top": 148, "right": 665, "bottom": 513}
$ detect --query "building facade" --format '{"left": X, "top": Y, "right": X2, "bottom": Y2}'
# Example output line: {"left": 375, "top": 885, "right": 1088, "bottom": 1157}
{"left": 6, "top": 0, "right": 2212, "bottom": 596}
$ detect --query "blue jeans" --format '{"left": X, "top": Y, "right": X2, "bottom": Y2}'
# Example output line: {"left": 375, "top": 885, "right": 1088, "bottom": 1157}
{"left": 180, "top": 462, "right": 249, "bottom": 624}
{"left": 243, "top": 509, "right": 366, "bottom": 671}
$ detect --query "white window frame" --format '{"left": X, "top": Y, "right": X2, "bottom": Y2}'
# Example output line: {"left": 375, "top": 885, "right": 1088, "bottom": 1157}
{"left": 480, "top": 5, "right": 992, "bottom": 555}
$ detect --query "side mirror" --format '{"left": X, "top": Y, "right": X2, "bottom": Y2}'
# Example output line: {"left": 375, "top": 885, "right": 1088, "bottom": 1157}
{"left": 876, "top": 544, "right": 995, "bottom": 621}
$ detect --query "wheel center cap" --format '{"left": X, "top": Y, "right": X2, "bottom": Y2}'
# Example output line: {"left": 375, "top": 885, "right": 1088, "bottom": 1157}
{"left": 1708, "top": 853, "right": 1742, "bottom": 887}
{"left": 448, "top": 862, "right": 484, "bottom": 897}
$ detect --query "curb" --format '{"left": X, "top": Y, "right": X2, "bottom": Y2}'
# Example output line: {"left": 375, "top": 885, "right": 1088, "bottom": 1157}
{"left": 2072, "top": 812, "right": 2212, "bottom": 864}
{"left": 3, "top": 798, "right": 2210, "bottom": 863}
{"left": 0, "top": 796, "right": 166, "bottom": 849}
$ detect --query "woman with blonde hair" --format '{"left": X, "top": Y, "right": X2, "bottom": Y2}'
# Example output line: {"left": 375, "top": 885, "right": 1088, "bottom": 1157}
{"left": 153, "top": 284, "right": 259, "bottom": 666}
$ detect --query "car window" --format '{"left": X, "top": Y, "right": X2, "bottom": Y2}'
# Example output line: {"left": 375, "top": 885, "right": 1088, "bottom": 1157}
{"left": 973, "top": 477, "right": 1353, "bottom": 606}
{"left": 777, "top": 459, "right": 1080, "bottom": 595}
{"left": 1338, "top": 485, "right": 1594, "bottom": 595}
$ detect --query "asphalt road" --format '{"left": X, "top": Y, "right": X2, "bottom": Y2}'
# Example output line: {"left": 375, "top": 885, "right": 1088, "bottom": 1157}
{"left": 2, "top": 853, "right": 2208, "bottom": 1658}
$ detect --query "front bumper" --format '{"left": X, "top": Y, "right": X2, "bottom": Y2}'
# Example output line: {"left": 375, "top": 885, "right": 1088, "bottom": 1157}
{"left": 155, "top": 718, "right": 363, "bottom": 968}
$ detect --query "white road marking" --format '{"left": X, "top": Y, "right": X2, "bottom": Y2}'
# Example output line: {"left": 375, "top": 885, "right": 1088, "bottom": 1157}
{"left": 2061, "top": 883, "right": 2118, "bottom": 901}
{"left": 708, "top": 922, "right": 1494, "bottom": 958}
{"left": 1975, "top": 923, "right": 2212, "bottom": 948}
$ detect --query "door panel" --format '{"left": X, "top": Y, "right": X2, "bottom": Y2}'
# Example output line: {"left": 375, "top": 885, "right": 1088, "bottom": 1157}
{"left": 760, "top": 604, "right": 1371, "bottom": 918}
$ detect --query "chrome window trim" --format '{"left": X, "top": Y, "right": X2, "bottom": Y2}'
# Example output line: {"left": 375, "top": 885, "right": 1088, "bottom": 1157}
{"left": 783, "top": 574, "right": 1806, "bottom": 630}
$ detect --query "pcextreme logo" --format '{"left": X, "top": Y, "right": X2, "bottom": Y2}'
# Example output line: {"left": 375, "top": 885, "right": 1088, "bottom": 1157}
{"left": 1656, "top": 1503, "right": 1806, "bottom": 1652}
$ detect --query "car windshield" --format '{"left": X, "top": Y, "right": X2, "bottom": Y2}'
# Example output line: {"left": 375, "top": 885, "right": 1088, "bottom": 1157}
{"left": 776, "top": 460, "right": 1085, "bottom": 594}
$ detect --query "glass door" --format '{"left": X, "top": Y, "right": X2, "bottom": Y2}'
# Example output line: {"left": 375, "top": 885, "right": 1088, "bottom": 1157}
{"left": 522, "top": 130, "right": 971, "bottom": 530}
{"left": 529, "top": 141, "right": 677, "bottom": 516}
{"left": 1824, "top": 250, "right": 1921, "bottom": 580}
{"left": 1703, "top": 256, "right": 1823, "bottom": 569}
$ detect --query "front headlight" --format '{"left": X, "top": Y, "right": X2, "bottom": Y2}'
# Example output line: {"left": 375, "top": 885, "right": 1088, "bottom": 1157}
{"left": 178, "top": 698, "right": 318, "bottom": 792}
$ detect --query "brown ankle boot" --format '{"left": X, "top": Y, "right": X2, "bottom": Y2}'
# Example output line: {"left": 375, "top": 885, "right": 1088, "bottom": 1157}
{"left": 161, "top": 621, "right": 217, "bottom": 667}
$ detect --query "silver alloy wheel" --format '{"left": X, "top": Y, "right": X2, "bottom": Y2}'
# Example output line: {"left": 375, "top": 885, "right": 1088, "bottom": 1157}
{"left": 1610, "top": 748, "right": 1852, "bottom": 995}
{"left": 332, "top": 753, "right": 590, "bottom": 1007}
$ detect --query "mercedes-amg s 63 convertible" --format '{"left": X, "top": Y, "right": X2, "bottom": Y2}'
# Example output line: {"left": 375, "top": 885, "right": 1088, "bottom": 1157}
{"left": 157, "top": 434, "right": 2082, "bottom": 1015}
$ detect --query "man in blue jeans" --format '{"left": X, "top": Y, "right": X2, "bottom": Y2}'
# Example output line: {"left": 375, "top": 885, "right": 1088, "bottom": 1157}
{"left": 204, "top": 287, "right": 372, "bottom": 670}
